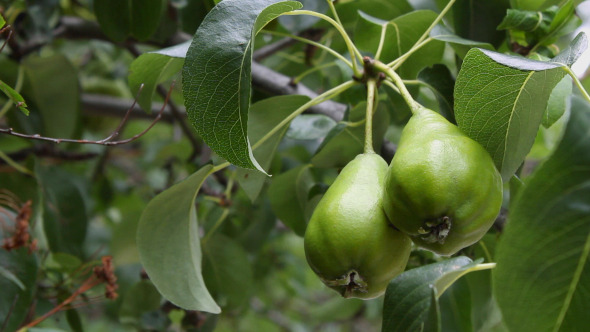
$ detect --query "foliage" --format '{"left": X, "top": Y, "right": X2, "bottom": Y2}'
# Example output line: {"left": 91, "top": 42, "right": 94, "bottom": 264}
{"left": 1, "top": 0, "right": 589, "bottom": 331}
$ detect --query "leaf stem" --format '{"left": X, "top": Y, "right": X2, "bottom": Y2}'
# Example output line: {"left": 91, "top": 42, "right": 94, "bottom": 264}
{"left": 563, "top": 66, "right": 590, "bottom": 104}
{"left": 374, "top": 24, "right": 388, "bottom": 61}
{"left": 283, "top": 10, "right": 363, "bottom": 76}
{"left": 326, "top": 0, "right": 344, "bottom": 28}
{"left": 388, "top": 37, "right": 433, "bottom": 69}
{"left": 373, "top": 60, "right": 421, "bottom": 113}
{"left": 262, "top": 30, "right": 352, "bottom": 68}
{"left": 364, "top": 79, "right": 377, "bottom": 153}
{"left": 470, "top": 263, "right": 497, "bottom": 272}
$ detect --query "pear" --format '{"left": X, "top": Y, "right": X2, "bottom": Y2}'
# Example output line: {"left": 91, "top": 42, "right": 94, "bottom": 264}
{"left": 383, "top": 107, "right": 503, "bottom": 255}
{"left": 304, "top": 153, "right": 412, "bottom": 299}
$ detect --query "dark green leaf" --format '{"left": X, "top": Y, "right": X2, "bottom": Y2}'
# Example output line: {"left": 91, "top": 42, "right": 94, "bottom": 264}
{"left": 455, "top": 48, "right": 566, "bottom": 181}
{"left": 0, "top": 79, "right": 28, "bottom": 115}
{"left": 382, "top": 257, "right": 482, "bottom": 332}
{"left": 182, "top": 0, "right": 303, "bottom": 172}
{"left": 452, "top": 0, "right": 510, "bottom": 47}
{"left": 497, "top": 7, "right": 557, "bottom": 32}
{"left": 119, "top": 280, "right": 162, "bottom": 325}
{"left": 418, "top": 64, "right": 455, "bottom": 122}
{"left": 66, "top": 309, "right": 84, "bottom": 332}
{"left": 93, "top": 0, "right": 130, "bottom": 42}
{"left": 202, "top": 234, "right": 254, "bottom": 309}
{"left": 236, "top": 95, "right": 310, "bottom": 202}
{"left": 129, "top": 0, "right": 164, "bottom": 41}
{"left": 268, "top": 164, "right": 314, "bottom": 236}
{"left": 137, "top": 165, "right": 220, "bottom": 313}
{"left": 0, "top": 249, "right": 38, "bottom": 332}
{"left": 439, "top": 278, "right": 472, "bottom": 332}
{"left": 494, "top": 96, "right": 590, "bottom": 332}
{"left": 36, "top": 165, "right": 88, "bottom": 257}
{"left": 23, "top": 54, "right": 79, "bottom": 138}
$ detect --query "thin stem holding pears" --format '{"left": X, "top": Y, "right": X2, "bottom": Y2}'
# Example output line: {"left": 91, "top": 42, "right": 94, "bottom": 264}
{"left": 364, "top": 79, "right": 378, "bottom": 154}
{"left": 372, "top": 60, "right": 422, "bottom": 113}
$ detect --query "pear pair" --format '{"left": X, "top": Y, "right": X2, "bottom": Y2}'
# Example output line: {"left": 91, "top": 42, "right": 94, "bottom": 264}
{"left": 304, "top": 107, "right": 503, "bottom": 299}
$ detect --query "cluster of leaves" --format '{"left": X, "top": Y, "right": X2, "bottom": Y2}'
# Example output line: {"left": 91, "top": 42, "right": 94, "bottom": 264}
{"left": 0, "top": 0, "right": 589, "bottom": 331}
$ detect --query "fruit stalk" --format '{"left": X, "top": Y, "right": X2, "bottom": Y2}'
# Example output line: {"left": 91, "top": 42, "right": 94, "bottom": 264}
{"left": 364, "top": 79, "right": 377, "bottom": 154}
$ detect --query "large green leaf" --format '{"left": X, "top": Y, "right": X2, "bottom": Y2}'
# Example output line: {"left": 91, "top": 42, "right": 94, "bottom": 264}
{"left": 354, "top": 10, "right": 445, "bottom": 78}
{"left": 454, "top": 48, "right": 567, "bottom": 181}
{"left": 182, "top": 0, "right": 302, "bottom": 173}
{"left": 335, "top": 0, "right": 413, "bottom": 25}
{"left": 382, "top": 257, "right": 486, "bottom": 332}
{"left": 543, "top": 75, "right": 571, "bottom": 128}
{"left": 494, "top": 96, "right": 590, "bottom": 332}
{"left": 236, "top": 95, "right": 310, "bottom": 202}
{"left": 23, "top": 54, "right": 79, "bottom": 138}
{"left": 137, "top": 165, "right": 220, "bottom": 313}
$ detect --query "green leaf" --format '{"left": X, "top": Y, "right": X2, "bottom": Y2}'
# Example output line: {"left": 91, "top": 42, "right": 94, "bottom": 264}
{"left": 354, "top": 10, "right": 445, "bottom": 78}
{"left": 543, "top": 75, "right": 571, "bottom": 128}
{"left": 129, "top": 0, "right": 164, "bottom": 41}
{"left": 0, "top": 14, "right": 5, "bottom": 27}
{"left": 494, "top": 96, "right": 590, "bottom": 332}
{"left": 94, "top": 0, "right": 164, "bottom": 41}
{"left": 286, "top": 114, "right": 337, "bottom": 140}
{"left": 236, "top": 95, "right": 310, "bottom": 202}
{"left": 497, "top": 7, "right": 557, "bottom": 32}
{"left": 182, "top": 0, "right": 303, "bottom": 172}
{"left": 119, "top": 280, "right": 162, "bottom": 325}
{"left": 137, "top": 165, "right": 221, "bottom": 313}
{"left": 382, "top": 257, "right": 484, "bottom": 332}
{"left": 552, "top": 32, "right": 588, "bottom": 66}
{"left": 268, "top": 164, "right": 314, "bottom": 236}
{"left": 202, "top": 234, "right": 254, "bottom": 309}
{"left": 454, "top": 48, "right": 566, "bottom": 181}
{"left": 0, "top": 79, "right": 28, "bottom": 115}
{"left": 36, "top": 165, "right": 88, "bottom": 257}
{"left": 418, "top": 64, "right": 455, "bottom": 122}
{"left": 128, "top": 42, "right": 187, "bottom": 113}
{"left": 93, "top": 0, "right": 130, "bottom": 42}
{"left": 453, "top": 0, "right": 510, "bottom": 47}
{"left": 439, "top": 278, "right": 472, "bottom": 332}
{"left": 335, "top": 0, "right": 413, "bottom": 26}
{"left": 0, "top": 249, "right": 38, "bottom": 332}
{"left": 23, "top": 54, "right": 79, "bottom": 138}
{"left": 430, "top": 25, "right": 494, "bottom": 59}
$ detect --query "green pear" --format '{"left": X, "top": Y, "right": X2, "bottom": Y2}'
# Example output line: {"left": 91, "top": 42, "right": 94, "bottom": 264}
{"left": 383, "top": 107, "right": 503, "bottom": 255}
{"left": 304, "top": 153, "right": 412, "bottom": 299}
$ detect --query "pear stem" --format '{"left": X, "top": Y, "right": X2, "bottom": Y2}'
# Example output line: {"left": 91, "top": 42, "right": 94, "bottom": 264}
{"left": 364, "top": 79, "right": 378, "bottom": 154}
{"left": 372, "top": 60, "right": 422, "bottom": 113}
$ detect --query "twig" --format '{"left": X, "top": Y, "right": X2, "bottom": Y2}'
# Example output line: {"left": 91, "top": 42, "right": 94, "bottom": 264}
{"left": 0, "top": 84, "right": 171, "bottom": 146}
{"left": 1, "top": 145, "right": 98, "bottom": 163}
{"left": 0, "top": 294, "right": 18, "bottom": 332}
{"left": 0, "top": 25, "right": 12, "bottom": 54}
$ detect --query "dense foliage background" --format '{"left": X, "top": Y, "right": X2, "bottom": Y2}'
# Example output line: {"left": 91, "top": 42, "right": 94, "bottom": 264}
{"left": 1, "top": 0, "right": 589, "bottom": 331}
